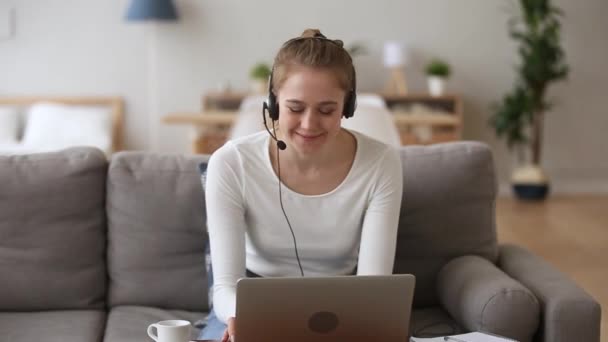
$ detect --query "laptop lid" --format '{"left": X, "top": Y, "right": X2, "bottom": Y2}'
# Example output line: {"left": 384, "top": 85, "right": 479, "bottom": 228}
{"left": 235, "top": 274, "right": 416, "bottom": 342}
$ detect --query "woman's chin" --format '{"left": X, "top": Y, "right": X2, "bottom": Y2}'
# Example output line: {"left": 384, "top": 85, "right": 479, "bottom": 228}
{"left": 290, "top": 134, "right": 327, "bottom": 152}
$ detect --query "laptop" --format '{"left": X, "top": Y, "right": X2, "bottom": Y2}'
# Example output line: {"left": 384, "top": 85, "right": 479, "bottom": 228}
{"left": 235, "top": 274, "right": 416, "bottom": 342}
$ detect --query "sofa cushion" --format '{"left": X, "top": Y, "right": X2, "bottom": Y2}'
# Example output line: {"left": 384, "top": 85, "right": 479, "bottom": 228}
{"left": 438, "top": 255, "right": 540, "bottom": 342}
{"left": 21, "top": 103, "right": 112, "bottom": 155}
{"left": 0, "top": 310, "right": 106, "bottom": 342}
{"left": 107, "top": 152, "right": 210, "bottom": 311}
{"left": 104, "top": 305, "right": 205, "bottom": 342}
{"left": 0, "top": 147, "right": 108, "bottom": 310}
{"left": 394, "top": 142, "right": 498, "bottom": 307}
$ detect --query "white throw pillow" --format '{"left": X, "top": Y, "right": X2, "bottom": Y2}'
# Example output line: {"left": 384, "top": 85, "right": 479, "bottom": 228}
{"left": 341, "top": 104, "right": 402, "bottom": 147}
{"left": 356, "top": 93, "right": 388, "bottom": 108}
{"left": 0, "top": 106, "right": 20, "bottom": 143}
{"left": 22, "top": 103, "right": 112, "bottom": 153}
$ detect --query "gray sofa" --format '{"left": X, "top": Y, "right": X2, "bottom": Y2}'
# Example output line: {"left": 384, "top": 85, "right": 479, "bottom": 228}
{"left": 0, "top": 143, "right": 600, "bottom": 342}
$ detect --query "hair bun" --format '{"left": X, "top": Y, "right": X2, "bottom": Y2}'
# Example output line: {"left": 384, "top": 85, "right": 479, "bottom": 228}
{"left": 300, "top": 29, "right": 323, "bottom": 38}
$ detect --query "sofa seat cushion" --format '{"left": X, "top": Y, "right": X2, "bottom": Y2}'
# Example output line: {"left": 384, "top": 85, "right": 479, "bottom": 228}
{"left": 0, "top": 310, "right": 106, "bottom": 342}
{"left": 411, "top": 306, "right": 465, "bottom": 339}
{"left": 104, "top": 305, "right": 206, "bottom": 342}
{"left": 104, "top": 306, "right": 460, "bottom": 341}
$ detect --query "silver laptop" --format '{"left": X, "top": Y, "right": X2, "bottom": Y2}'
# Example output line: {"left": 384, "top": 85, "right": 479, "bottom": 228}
{"left": 235, "top": 274, "right": 416, "bottom": 342}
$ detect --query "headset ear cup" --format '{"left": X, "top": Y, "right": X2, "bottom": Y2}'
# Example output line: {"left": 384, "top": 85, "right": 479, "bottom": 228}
{"left": 267, "top": 71, "right": 280, "bottom": 121}
{"left": 343, "top": 91, "right": 356, "bottom": 118}
{"left": 268, "top": 91, "right": 279, "bottom": 121}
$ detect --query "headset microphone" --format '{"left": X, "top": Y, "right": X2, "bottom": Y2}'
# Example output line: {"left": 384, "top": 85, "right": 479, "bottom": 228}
{"left": 262, "top": 102, "right": 287, "bottom": 150}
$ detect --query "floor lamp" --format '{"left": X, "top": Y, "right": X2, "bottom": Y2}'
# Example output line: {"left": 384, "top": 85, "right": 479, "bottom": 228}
{"left": 383, "top": 41, "right": 408, "bottom": 95}
{"left": 125, "top": 0, "right": 178, "bottom": 151}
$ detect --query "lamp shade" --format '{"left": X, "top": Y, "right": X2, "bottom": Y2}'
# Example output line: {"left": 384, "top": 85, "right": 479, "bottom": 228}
{"left": 126, "top": 0, "right": 178, "bottom": 21}
{"left": 383, "top": 41, "right": 408, "bottom": 67}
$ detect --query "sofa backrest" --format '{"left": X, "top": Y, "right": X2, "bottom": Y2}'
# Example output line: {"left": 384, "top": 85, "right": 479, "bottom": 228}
{"left": 105, "top": 141, "right": 497, "bottom": 311}
{"left": 394, "top": 142, "right": 498, "bottom": 307}
{"left": 106, "top": 151, "right": 209, "bottom": 311}
{"left": 0, "top": 141, "right": 497, "bottom": 312}
{"left": 0, "top": 147, "right": 108, "bottom": 311}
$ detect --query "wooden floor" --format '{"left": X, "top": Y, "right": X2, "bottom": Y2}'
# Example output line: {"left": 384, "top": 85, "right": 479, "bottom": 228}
{"left": 496, "top": 196, "right": 607, "bottom": 341}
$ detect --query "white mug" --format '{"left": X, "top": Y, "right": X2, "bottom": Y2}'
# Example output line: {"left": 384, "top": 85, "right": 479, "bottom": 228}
{"left": 147, "top": 320, "right": 191, "bottom": 342}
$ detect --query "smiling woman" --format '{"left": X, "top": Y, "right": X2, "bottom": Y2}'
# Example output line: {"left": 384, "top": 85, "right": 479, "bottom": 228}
{"left": 276, "top": 65, "right": 348, "bottom": 158}
{"left": 198, "top": 29, "right": 404, "bottom": 342}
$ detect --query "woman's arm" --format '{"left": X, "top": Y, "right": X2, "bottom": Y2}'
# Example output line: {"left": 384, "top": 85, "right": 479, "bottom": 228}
{"left": 205, "top": 143, "right": 247, "bottom": 323}
{"left": 356, "top": 148, "right": 403, "bottom": 275}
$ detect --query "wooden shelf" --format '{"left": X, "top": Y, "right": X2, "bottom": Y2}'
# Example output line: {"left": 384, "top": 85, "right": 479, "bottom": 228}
{"left": 162, "top": 111, "right": 236, "bottom": 125}
{"left": 165, "top": 92, "right": 464, "bottom": 154}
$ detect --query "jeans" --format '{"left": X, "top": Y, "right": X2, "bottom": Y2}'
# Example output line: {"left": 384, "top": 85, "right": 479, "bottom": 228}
{"left": 197, "top": 309, "right": 227, "bottom": 340}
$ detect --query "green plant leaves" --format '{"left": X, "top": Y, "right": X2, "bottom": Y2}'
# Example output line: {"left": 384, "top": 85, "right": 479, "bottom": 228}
{"left": 425, "top": 59, "right": 451, "bottom": 77}
{"left": 491, "top": 0, "right": 569, "bottom": 161}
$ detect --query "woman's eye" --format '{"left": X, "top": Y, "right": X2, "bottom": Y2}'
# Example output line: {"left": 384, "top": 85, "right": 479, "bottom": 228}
{"left": 319, "top": 109, "right": 336, "bottom": 115}
{"left": 288, "top": 107, "right": 304, "bottom": 113}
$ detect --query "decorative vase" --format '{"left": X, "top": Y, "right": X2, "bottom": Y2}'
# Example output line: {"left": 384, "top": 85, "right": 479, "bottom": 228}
{"left": 427, "top": 76, "right": 446, "bottom": 96}
{"left": 511, "top": 165, "right": 550, "bottom": 200}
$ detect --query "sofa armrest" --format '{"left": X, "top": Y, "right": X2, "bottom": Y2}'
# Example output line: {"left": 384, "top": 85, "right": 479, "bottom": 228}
{"left": 499, "top": 244, "right": 601, "bottom": 342}
{"left": 437, "top": 255, "right": 540, "bottom": 342}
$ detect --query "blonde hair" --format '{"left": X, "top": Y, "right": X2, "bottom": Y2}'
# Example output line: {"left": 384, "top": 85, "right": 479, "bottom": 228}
{"left": 271, "top": 29, "right": 355, "bottom": 96}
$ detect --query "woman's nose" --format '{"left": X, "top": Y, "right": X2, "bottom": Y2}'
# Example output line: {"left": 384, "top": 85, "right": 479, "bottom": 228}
{"left": 300, "top": 110, "right": 319, "bottom": 129}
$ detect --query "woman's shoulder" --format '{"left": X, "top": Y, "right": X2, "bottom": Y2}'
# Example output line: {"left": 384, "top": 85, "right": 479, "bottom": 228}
{"left": 350, "top": 129, "right": 399, "bottom": 161}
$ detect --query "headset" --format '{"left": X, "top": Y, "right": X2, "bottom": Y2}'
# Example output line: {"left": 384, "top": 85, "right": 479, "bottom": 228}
{"left": 261, "top": 32, "right": 358, "bottom": 277}
{"left": 262, "top": 32, "right": 358, "bottom": 151}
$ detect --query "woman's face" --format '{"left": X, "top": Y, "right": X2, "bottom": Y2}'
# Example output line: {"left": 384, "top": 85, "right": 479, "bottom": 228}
{"left": 276, "top": 65, "right": 346, "bottom": 155}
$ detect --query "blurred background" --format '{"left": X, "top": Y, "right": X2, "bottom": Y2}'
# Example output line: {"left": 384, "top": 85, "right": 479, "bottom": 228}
{"left": 0, "top": 0, "right": 606, "bottom": 194}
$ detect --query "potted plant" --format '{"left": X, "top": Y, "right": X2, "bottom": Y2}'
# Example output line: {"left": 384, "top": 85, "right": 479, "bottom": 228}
{"left": 249, "top": 62, "right": 271, "bottom": 94}
{"left": 425, "top": 59, "right": 451, "bottom": 96}
{"left": 489, "top": 0, "right": 569, "bottom": 200}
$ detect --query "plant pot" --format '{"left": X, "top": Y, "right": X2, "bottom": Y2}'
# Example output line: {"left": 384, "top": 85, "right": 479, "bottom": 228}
{"left": 511, "top": 165, "right": 550, "bottom": 200}
{"left": 250, "top": 79, "right": 268, "bottom": 94}
{"left": 427, "top": 76, "right": 446, "bottom": 96}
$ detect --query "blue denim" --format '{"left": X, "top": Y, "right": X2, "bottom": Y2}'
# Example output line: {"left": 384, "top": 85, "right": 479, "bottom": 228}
{"left": 197, "top": 309, "right": 227, "bottom": 340}
{"left": 197, "top": 239, "right": 227, "bottom": 340}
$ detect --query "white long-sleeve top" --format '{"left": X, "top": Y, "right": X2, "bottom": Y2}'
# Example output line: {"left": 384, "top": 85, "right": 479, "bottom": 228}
{"left": 204, "top": 130, "right": 403, "bottom": 323}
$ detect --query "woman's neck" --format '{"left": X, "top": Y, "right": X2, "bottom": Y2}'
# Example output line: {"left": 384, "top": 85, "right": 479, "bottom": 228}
{"left": 272, "top": 129, "right": 355, "bottom": 173}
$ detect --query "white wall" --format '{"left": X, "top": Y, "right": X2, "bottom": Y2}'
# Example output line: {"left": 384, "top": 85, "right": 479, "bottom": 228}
{"left": 0, "top": 0, "right": 606, "bottom": 193}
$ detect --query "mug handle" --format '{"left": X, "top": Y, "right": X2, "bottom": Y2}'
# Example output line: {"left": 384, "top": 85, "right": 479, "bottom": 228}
{"left": 147, "top": 323, "right": 159, "bottom": 341}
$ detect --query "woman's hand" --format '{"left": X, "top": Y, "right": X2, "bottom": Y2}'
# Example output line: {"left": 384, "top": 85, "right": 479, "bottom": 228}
{"left": 221, "top": 317, "right": 236, "bottom": 342}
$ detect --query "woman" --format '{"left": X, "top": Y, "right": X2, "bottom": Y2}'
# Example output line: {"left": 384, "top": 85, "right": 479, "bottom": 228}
{"left": 199, "top": 29, "right": 403, "bottom": 342}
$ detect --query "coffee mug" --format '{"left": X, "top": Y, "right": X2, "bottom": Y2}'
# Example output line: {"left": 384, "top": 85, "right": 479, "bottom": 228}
{"left": 147, "top": 320, "right": 191, "bottom": 342}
